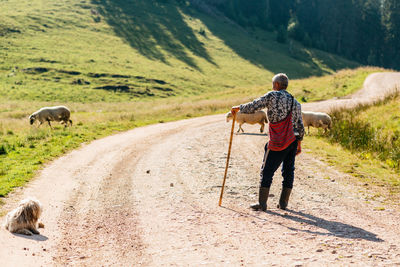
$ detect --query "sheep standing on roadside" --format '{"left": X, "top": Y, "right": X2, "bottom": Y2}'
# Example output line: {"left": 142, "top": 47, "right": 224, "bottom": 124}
{"left": 301, "top": 111, "right": 331, "bottom": 134}
{"left": 226, "top": 110, "right": 268, "bottom": 133}
{"left": 29, "top": 106, "right": 72, "bottom": 128}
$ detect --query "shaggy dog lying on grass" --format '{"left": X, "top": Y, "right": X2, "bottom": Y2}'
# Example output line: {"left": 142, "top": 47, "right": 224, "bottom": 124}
{"left": 3, "top": 198, "right": 43, "bottom": 236}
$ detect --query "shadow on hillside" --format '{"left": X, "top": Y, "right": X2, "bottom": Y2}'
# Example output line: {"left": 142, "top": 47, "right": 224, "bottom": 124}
{"left": 92, "top": 0, "right": 216, "bottom": 70}
{"left": 190, "top": 11, "right": 358, "bottom": 79}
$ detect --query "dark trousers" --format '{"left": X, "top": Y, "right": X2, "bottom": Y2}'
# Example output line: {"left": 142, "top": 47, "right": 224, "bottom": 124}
{"left": 260, "top": 140, "right": 298, "bottom": 189}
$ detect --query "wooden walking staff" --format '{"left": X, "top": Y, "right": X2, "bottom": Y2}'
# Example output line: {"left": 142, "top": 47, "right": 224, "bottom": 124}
{"left": 219, "top": 112, "right": 236, "bottom": 206}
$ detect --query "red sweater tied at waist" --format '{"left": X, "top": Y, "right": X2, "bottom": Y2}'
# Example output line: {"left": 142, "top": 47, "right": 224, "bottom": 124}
{"left": 267, "top": 112, "right": 296, "bottom": 151}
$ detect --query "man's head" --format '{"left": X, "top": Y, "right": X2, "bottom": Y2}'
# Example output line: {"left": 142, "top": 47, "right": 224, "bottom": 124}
{"left": 272, "top": 73, "right": 289, "bottom": 91}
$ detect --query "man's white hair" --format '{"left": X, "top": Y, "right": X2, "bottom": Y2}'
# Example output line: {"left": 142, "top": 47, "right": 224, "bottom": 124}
{"left": 272, "top": 73, "right": 289, "bottom": 89}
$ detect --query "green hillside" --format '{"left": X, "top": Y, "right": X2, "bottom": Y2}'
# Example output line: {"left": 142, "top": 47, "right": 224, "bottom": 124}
{"left": 0, "top": 0, "right": 382, "bottom": 198}
{"left": 0, "top": 0, "right": 359, "bottom": 103}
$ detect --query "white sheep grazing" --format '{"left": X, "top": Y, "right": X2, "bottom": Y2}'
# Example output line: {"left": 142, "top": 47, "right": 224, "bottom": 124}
{"left": 302, "top": 111, "right": 332, "bottom": 134}
{"left": 226, "top": 110, "right": 268, "bottom": 133}
{"left": 29, "top": 106, "right": 72, "bottom": 128}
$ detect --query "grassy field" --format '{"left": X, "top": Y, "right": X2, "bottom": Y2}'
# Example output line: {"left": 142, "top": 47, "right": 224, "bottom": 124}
{"left": 357, "top": 94, "right": 400, "bottom": 136}
{"left": 304, "top": 134, "right": 400, "bottom": 208}
{"left": 0, "top": 0, "right": 359, "bottom": 103}
{"left": 0, "top": 0, "right": 393, "bottom": 200}
{"left": 327, "top": 92, "right": 400, "bottom": 170}
{"left": 303, "top": 92, "right": 400, "bottom": 207}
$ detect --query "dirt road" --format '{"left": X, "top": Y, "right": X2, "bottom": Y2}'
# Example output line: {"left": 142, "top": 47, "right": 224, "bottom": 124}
{"left": 1, "top": 72, "right": 400, "bottom": 266}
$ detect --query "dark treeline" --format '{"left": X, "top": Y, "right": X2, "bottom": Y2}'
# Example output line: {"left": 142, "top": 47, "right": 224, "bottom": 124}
{"left": 199, "top": 0, "right": 400, "bottom": 70}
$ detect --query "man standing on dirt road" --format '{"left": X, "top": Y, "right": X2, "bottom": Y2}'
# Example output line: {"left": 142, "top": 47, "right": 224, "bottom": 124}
{"left": 231, "top": 73, "right": 304, "bottom": 211}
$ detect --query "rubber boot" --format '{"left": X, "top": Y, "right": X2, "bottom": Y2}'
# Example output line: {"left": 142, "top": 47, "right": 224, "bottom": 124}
{"left": 250, "top": 187, "right": 270, "bottom": 211}
{"left": 277, "top": 187, "right": 292, "bottom": 210}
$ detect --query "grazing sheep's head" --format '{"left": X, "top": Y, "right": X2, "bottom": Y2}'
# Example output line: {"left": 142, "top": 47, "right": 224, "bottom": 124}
{"left": 29, "top": 114, "right": 36, "bottom": 125}
{"left": 226, "top": 112, "right": 233, "bottom": 122}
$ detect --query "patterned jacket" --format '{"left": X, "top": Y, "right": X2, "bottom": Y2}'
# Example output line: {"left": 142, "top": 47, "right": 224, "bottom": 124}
{"left": 240, "top": 90, "right": 305, "bottom": 141}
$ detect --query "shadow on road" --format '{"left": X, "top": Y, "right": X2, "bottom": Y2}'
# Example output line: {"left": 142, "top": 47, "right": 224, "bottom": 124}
{"left": 220, "top": 206, "right": 383, "bottom": 242}
{"left": 12, "top": 233, "right": 48, "bottom": 241}
{"left": 220, "top": 206, "right": 268, "bottom": 222}
{"left": 235, "top": 132, "right": 268, "bottom": 137}
{"left": 269, "top": 209, "right": 384, "bottom": 242}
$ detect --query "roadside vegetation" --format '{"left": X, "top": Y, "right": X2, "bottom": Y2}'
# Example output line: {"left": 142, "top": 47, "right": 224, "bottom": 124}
{"left": 304, "top": 91, "right": 400, "bottom": 206}
{"left": 328, "top": 91, "right": 400, "bottom": 170}
{"left": 303, "top": 136, "right": 400, "bottom": 208}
